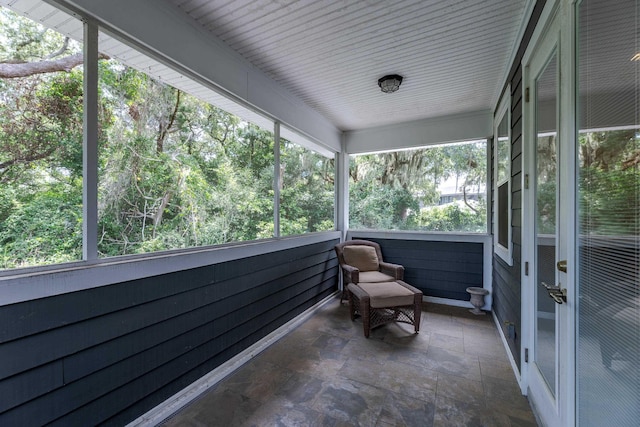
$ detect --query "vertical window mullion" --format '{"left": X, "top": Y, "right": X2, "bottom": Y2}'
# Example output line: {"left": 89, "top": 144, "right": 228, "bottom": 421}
{"left": 83, "top": 20, "right": 99, "bottom": 261}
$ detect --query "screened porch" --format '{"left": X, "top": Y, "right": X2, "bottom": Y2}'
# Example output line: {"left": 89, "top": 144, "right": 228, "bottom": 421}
{"left": 0, "top": 0, "right": 638, "bottom": 426}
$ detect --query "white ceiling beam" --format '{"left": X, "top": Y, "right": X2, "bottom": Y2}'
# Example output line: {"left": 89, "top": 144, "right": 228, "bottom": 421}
{"left": 345, "top": 110, "right": 492, "bottom": 154}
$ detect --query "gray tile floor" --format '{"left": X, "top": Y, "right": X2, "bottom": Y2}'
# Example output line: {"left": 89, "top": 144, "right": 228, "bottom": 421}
{"left": 161, "top": 297, "right": 538, "bottom": 426}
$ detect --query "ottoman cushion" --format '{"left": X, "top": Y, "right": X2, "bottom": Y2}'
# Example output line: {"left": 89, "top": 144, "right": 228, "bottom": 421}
{"left": 358, "top": 281, "right": 415, "bottom": 308}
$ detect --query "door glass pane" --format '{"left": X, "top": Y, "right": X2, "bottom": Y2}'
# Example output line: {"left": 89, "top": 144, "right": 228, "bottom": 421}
{"left": 535, "top": 52, "right": 558, "bottom": 395}
{"left": 577, "top": 0, "right": 640, "bottom": 425}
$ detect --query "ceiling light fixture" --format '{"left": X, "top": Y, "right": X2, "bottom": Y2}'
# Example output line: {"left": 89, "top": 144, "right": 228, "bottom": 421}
{"left": 378, "top": 74, "right": 403, "bottom": 93}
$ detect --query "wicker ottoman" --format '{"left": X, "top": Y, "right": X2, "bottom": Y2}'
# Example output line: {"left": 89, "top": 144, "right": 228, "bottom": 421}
{"left": 347, "top": 280, "right": 423, "bottom": 338}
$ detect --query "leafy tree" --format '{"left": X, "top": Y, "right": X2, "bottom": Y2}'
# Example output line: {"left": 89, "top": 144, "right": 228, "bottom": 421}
{"left": 418, "top": 202, "right": 486, "bottom": 232}
{"left": 96, "top": 59, "right": 277, "bottom": 255}
{"left": 0, "top": 9, "right": 85, "bottom": 267}
{"left": 0, "top": 182, "right": 82, "bottom": 268}
{"left": 349, "top": 142, "right": 487, "bottom": 232}
{"left": 0, "top": 8, "right": 283, "bottom": 266}
{"left": 280, "top": 140, "right": 334, "bottom": 235}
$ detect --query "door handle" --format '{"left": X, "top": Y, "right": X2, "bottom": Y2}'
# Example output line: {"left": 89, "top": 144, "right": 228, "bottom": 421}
{"left": 541, "top": 281, "right": 567, "bottom": 304}
{"left": 557, "top": 260, "right": 567, "bottom": 273}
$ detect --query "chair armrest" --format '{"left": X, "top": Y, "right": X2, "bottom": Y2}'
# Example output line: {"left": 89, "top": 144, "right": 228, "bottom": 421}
{"left": 341, "top": 264, "right": 360, "bottom": 284}
{"left": 397, "top": 280, "right": 423, "bottom": 306}
{"left": 396, "top": 280, "right": 422, "bottom": 295}
{"left": 347, "top": 283, "right": 370, "bottom": 302}
{"left": 379, "top": 262, "right": 404, "bottom": 280}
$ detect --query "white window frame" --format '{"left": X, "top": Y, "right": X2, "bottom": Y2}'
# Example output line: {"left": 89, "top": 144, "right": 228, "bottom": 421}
{"left": 493, "top": 85, "right": 513, "bottom": 265}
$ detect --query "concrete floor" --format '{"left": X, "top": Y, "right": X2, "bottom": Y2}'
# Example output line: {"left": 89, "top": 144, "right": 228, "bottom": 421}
{"left": 160, "top": 298, "right": 538, "bottom": 426}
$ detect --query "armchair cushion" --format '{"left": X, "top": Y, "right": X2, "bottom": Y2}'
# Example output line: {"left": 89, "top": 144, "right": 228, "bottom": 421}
{"left": 359, "top": 271, "right": 395, "bottom": 283}
{"left": 343, "top": 245, "right": 379, "bottom": 272}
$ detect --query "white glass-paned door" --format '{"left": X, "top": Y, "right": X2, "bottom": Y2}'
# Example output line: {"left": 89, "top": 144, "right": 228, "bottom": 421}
{"left": 576, "top": 0, "right": 640, "bottom": 425}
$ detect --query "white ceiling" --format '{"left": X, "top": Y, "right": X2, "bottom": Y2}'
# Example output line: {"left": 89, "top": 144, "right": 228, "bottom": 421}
{"left": 168, "top": 0, "right": 531, "bottom": 131}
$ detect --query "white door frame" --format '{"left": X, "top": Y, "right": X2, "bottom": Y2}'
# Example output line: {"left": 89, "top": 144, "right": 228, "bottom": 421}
{"left": 521, "top": 1, "right": 577, "bottom": 426}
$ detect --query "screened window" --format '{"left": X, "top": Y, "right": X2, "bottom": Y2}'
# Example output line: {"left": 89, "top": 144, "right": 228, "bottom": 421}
{"left": 494, "top": 88, "right": 512, "bottom": 264}
{"left": 96, "top": 32, "right": 275, "bottom": 257}
{"left": 0, "top": 1, "right": 336, "bottom": 272}
{"left": 0, "top": 7, "right": 84, "bottom": 269}
{"left": 349, "top": 140, "right": 487, "bottom": 232}
{"left": 279, "top": 129, "right": 334, "bottom": 236}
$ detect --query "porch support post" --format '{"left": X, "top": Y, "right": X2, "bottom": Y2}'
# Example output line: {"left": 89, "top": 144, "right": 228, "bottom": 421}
{"left": 335, "top": 133, "right": 349, "bottom": 240}
{"left": 273, "top": 122, "right": 281, "bottom": 238}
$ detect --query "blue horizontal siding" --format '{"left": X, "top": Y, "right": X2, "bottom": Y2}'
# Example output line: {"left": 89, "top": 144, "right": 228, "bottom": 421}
{"left": 350, "top": 236, "right": 484, "bottom": 301}
{"left": 0, "top": 238, "right": 339, "bottom": 426}
{"left": 491, "top": 0, "right": 548, "bottom": 370}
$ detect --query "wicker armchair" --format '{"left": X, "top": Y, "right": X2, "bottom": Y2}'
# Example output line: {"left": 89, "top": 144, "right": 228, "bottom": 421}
{"left": 334, "top": 239, "right": 405, "bottom": 303}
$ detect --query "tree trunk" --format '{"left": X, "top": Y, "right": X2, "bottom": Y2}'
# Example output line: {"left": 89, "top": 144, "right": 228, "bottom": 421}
{"left": 157, "top": 90, "right": 181, "bottom": 153}
{"left": 154, "top": 191, "right": 173, "bottom": 230}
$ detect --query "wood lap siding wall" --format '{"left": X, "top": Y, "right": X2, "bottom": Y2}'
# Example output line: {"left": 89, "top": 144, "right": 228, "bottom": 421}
{"left": 0, "top": 239, "right": 339, "bottom": 426}
{"left": 491, "top": 0, "right": 546, "bottom": 370}
{"left": 351, "top": 237, "right": 484, "bottom": 301}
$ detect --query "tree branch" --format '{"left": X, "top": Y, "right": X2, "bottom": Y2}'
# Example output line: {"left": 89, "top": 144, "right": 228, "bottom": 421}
{"left": 0, "top": 145, "right": 57, "bottom": 182}
{"left": 45, "top": 37, "right": 70, "bottom": 59}
{"left": 462, "top": 183, "right": 479, "bottom": 214}
{"left": 0, "top": 52, "right": 109, "bottom": 78}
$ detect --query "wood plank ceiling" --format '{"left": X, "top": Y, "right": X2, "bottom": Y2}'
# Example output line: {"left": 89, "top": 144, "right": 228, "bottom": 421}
{"left": 169, "top": 0, "right": 531, "bottom": 131}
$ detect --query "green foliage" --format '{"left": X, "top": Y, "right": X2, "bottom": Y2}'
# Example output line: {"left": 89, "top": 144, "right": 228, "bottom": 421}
{"left": 91, "top": 57, "right": 283, "bottom": 257}
{"left": 0, "top": 9, "right": 289, "bottom": 267}
{"left": 533, "top": 130, "right": 640, "bottom": 236}
{"left": 349, "top": 142, "right": 487, "bottom": 232}
{"left": 0, "top": 8, "right": 80, "bottom": 62}
{"left": 280, "top": 141, "right": 334, "bottom": 235}
{"left": 0, "top": 183, "right": 82, "bottom": 268}
{"left": 0, "top": 71, "right": 84, "bottom": 182}
{"left": 349, "top": 181, "right": 419, "bottom": 230}
{"left": 417, "top": 202, "right": 486, "bottom": 232}
{"left": 536, "top": 179, "right": 557, "bottom": 235}
{"left": 578, "top": 130, "right": 639, "bottom": 235}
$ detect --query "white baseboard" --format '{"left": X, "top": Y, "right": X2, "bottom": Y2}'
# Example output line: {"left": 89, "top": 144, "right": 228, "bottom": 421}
{"left": 126, "top": 292, "right": 339, "bottom": 427}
